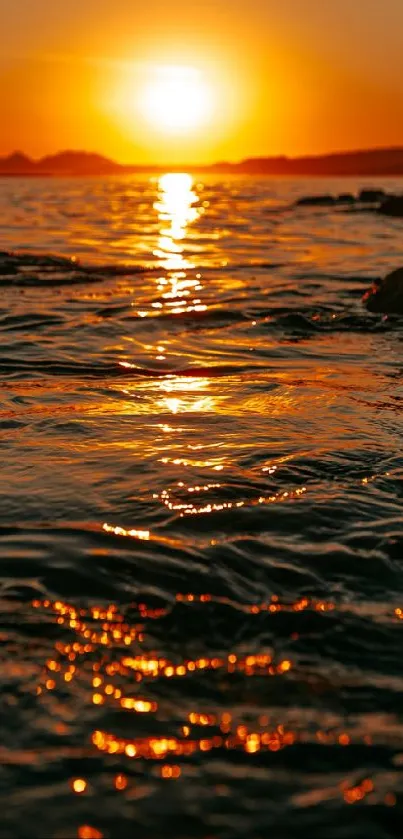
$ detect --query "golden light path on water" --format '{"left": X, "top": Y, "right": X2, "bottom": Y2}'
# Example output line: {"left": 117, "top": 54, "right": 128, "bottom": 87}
{"left": 152, "top": 172, "right": 206, "bottom": 306}
{"left": 129, "top": 172, "right": 216, "bottom": 417}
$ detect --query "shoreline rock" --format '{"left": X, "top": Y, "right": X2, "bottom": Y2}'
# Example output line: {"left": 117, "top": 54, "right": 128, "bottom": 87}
{"left": 295, "top": 187, "right": 402, "bottom": 211}
{"left": 377, "top": 196, "right": 403, "bottom": 217}
{"left": 295, "top": 194, "right": 336, "bottom": 207}
{"left": 363, "top": 267, "right": 403, "bottom": 315}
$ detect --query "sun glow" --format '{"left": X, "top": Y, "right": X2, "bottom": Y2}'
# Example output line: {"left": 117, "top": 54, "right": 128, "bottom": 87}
{"left": 140, "top": 66, "right": 213, "bottom": 134}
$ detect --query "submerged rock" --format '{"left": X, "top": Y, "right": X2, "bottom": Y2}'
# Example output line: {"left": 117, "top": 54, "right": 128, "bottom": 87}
{"left": 363, "top": 267, "right": 403, "bottom": 315}
{"left": 378, "top": 195, "right": 403, "bottom": 217}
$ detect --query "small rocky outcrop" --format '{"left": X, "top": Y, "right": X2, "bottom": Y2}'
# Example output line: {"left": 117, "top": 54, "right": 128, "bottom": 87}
{"left": 358, "top": 189, "right": 387, "bottom": 203}
{"left": 363, "top": 267, "right": 403, "bottom": 315}
{"left": 377, "top": 196, "right": 403, "bottom": 217}
{"left": 337, "top": 193, "right": 355, "bottom": 204}
{"left": 295, "top": 189, "right": 389, "bottom": 209}
{"left": 295, "top": 194, "right": 336, "bottom": 207}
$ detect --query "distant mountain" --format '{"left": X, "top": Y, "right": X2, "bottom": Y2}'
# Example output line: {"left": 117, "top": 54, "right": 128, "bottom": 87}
{"left": 36, "top": 151, "right": 122, "bottom": 175}
{"left": 0, "top": 150, "right": 122, "bottom": 176}
{"left": 227, "top": 148, "right": 403, "bottom": 176}
{"left": 0, "top": 151, "right": 38, "bottom": 174}
{"left": 1, "top": 147, "right": 403, "bottom": 176}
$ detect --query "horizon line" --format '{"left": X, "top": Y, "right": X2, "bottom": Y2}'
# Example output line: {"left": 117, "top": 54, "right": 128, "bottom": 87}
{"left": 2, "top": 144, "right": 403, "bottom": 167}
{"left": 2, "top": 146, "right": 403, "bottom": 178}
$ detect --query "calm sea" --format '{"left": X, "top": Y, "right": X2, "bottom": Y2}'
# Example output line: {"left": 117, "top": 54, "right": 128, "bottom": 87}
{"left": 1, "top": 174, "right": 403, "bottom": 838}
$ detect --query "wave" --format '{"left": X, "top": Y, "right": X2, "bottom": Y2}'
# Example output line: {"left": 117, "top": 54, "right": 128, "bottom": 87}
{"left": 0, "top": 250, "right": 151, "bottom": 286}
{"left": 0, "top": 355, "right": 259, "bottom": 379}
{"left": 0, "top": 250, "right": 288, "bottom": 286}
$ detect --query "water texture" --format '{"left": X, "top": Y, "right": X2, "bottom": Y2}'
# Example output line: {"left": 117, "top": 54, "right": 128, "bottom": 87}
{"left": 1, "top": 174, "right": 403, "bottom": 839}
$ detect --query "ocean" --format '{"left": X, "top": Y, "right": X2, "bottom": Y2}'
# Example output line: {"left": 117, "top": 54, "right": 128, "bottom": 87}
{"left": 1, "top": 173, "right": 403, "bottom": 838}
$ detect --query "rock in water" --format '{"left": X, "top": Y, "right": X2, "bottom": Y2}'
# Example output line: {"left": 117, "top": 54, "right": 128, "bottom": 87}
{"left": 295, "top": 194, "right": 335, "bottom": 207}
{"left": 337, "top": 193, "right": 355, "bottom": 204}
{"left": 378, "top": 196, "right": 403, "bottom": 217}
{"left": 358, "top": 188, "right": 387, "bottom": 203}
{"left": 363, "top": 267, "right": 403, "bottom": 314}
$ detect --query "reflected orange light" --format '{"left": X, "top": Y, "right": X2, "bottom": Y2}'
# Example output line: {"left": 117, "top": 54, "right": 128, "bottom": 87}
{"left": 115, "top": 774, "right": 128, "bottom": 791}
{"left": 78, "top": 828, "right": 103, "bottom": 839}
{"left": 154, "top": 479, "right": 307, "bottom": 518}
{"left": 157, "top": 375, "right": 216, "bottom": 415}
{"left": 153, "top": 173, "right": 201, "bottom": 273}
{"left": 161, "top": 764, "right": 181, "bottom": 778}
{"left": 72, "top": 779, "right": 87, "bottom": 794}
{"left": 102, "top": 522, "right": 150, "bottom": 540}
{"left": 32, "top": 594, "right": 363, "bottom": 790}
{"left": 129, "top": 171, "right": 208, "bottom": 321}
{"left": 343, "top": 778, "right": 374, "bottom": 804}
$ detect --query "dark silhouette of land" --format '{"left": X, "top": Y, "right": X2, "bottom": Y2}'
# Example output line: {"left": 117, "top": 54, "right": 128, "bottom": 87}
{"left": 2, "top": 148, "right": 403, "bottom": 176}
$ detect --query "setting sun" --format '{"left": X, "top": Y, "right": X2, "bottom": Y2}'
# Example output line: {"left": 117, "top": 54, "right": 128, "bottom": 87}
{"left": 139, "top": 65, "right": 213, "bottom": 134}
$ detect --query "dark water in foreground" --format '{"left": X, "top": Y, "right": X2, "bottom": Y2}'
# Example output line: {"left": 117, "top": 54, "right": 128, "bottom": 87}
{"left": 1, "top": 174, "right": 403, "bottom": 839}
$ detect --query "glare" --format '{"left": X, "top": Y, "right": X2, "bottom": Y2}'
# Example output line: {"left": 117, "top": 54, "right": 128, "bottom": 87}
{"left": 140, "top": 65, "right": 213, "bottom": 134}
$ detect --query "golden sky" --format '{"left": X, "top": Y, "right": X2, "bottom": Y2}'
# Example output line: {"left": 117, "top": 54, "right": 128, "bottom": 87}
{"left": 1, "top": 0, "right": 403, "bottom": 163}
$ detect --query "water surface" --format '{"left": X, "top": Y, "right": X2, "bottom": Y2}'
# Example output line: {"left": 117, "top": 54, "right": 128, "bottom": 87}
{"left": 1, "top": 174, "right": 403, "bottom": 838}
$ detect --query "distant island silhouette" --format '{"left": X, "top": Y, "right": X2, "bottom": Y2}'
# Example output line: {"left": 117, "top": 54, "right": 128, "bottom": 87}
{"left": 2, "top": 148, "right": 403, "bottom": 176}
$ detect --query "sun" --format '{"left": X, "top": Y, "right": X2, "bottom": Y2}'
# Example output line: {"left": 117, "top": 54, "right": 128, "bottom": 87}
{"left": 140, "top": 65, "right": 213, "bottom": 134}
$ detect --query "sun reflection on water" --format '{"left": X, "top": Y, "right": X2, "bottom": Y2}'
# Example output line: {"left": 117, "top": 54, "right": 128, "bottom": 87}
{"left": 154, "top": 173, "right": 200, "bottom": 271}
{"left": 130, "top": 172, "right": 208, "bottom": 326}
{"left": 157, "top": 375, "right": 216, "bottom": 414}
{"left": 149, "top": 173, "right": 207, "bottom": 318}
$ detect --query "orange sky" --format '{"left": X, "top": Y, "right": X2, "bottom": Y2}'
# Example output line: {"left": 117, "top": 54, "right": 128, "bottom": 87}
{"left": 1, "top": 0, "right": 403, "bottom": 163}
